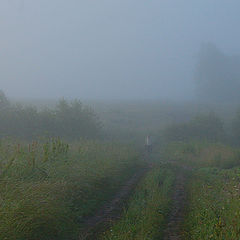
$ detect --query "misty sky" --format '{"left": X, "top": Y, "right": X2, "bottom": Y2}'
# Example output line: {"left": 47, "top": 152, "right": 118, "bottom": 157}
{"left": 1, "top": 1, "right": 240, "bottom": 100}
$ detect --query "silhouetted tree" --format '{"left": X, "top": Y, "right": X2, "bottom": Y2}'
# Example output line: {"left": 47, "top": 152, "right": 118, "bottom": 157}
{"left": 0, "top": 91, "right": 102, "bottom": 140}
{"left": 196, "top": 43, "right": 240, "bottom": 103}
{"left": 0, "top": 90, "right": 10, "bottom": 110}
{"left": 231, "top": 110, "right": 240, "bottom": 145}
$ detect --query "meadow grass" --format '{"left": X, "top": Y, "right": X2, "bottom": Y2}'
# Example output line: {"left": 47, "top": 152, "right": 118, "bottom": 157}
{"left": 162, "top": 141, "right": 240, "bottom": 168}
{"left": 0, "top": 139, "right": 143, "bottom": 240}
{"left": 162, "top": 141, "right": 240, "bottom": 239}
{"left": 183, "top": 168, "right": 240, "bottom": 240}
{"left": 101, "top": 164, "right": 175, "bottom": 240}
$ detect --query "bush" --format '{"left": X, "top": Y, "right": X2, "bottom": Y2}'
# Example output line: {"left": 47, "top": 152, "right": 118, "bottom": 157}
{"left": 0, "top": 91, "right": 101, "bottom": 140}
{"left": 163, "top": 112, "right": 225, "bottom": 143}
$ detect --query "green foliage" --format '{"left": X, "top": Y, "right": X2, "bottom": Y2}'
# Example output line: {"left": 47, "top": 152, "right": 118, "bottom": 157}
{"left": 183, "top": 168, "right": 240, "bottom": 239}
{"left": 162, "top": 140, "right": 240, "bottom": 239}
{"left": 0, "top": 139, "right": 142, "bottom": 240}
{"left": 101, "top": 165, "right": 175, "bottom": 240}
{"left": 163, "top": 141, "right": 240, "bottom": 169}
{"left": 0, "top": 92, "right": 101, "bottom": 140}
{"left": 43, "top": 138, "right": 69, "bottom": 162}
{"left": 231, "top": 109, "right": 240, "bottom": 146}
{"left": 163, "top": 112, "right": 225, "bottom": 143}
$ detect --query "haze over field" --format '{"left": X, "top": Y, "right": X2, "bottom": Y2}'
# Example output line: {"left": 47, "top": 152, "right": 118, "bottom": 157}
{"left": 3, "top": 2, "right": 240, "bottom": 240}
{"left": 1, "top": 0, "right": 240, "bottom": 100}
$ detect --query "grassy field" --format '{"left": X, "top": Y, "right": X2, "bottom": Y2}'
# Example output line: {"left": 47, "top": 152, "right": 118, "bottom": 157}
{"left": 101, "top": 164, "right": 175, "bottom": 240}
{"left": 162, "top": 141, "right": 240, "bottom": 169}
{"left": 2, "top": 134, "right": 240, "bottom": 239}
{"left": 0, "top": 138, "right": 143, "bottom": 240}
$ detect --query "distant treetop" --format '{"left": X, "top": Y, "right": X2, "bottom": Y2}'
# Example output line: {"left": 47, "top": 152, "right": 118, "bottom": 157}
{"left": 195, "top": 43, "right": 240, "bottom": 104}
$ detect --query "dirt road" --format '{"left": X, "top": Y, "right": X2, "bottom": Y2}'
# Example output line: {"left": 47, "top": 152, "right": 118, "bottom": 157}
{"left": 79, "top": 166, "right": 150, "bottom": 239}
{"left": 163, "top": 167, "right": 189, "bottom": 240}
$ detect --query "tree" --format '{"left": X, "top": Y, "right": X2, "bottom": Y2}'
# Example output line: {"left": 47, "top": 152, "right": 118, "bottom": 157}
{"left": 54, "top": 98, "right": 101, "bottom": 139}
{"left": 195, "top": 43, "right": 240, "bottom": 103}
{"left": 0, "top": 93, "right": 102, "bottom": 140}
{"left": 0, "top": 90, "right": 10, "bottom": 110}
{"left": 232, "top": 109, "right": 240, "bottom": 145}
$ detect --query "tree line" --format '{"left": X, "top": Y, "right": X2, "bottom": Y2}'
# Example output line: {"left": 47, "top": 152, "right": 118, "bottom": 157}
{"left": 162, "top": 111, "right": 240, "bottom": 146}
{"left": 196, "top": 43, "right": 240, "bottom": 104}
{"left": 0, "top": 91, "right": 101, "bottom": 140}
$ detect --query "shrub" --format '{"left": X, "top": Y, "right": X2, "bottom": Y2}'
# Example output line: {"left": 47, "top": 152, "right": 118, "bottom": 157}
{"left": 163, "top": 112, "right": 225, "bottom": 143}
{"left": 0, "top": 91, "right": 101, "bottom": 140}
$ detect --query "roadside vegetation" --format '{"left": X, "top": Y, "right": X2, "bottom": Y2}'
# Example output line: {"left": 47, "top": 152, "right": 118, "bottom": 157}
{"left": 161, "top": 113, "right": 240, "bottom": 239}
{"left": 183, "top": 167, "right": 240, "bottom": 239}
{"left": 163, "top": 141, "right": 240, "bottom": 169}
{"left": 0, "top": 139, "right": 142, "bottom": 240}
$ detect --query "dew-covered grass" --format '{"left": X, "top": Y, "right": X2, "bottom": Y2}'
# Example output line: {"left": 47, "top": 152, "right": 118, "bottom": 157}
{"left": 0, "top": 138, "right": 143, "bottom": 240}
{"left": 162, "top": 141, "right": 240, "bottom": 239}
{"left": 183, "top": 167, "right": 240, "bottom": 239}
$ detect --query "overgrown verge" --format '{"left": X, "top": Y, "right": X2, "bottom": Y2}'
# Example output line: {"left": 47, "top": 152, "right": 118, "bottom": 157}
{"left": 163, "top": 141, "right": 240, "bottom": 169}
{"left": 183, "top": 168, "right": 240, "bottom": 239}
{"left": 162, "top": 141, "right": 240, "bottom": 239}
{"left": 101, "top": 164, "right": 175, "bottom": 240}
{"left": 0, "top": 139, "right": 143, "bottom": 240}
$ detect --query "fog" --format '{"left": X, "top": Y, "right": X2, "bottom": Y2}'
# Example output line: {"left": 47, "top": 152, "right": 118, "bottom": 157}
{"left": 1, "top": 0, "right": 240, "bottom": 100}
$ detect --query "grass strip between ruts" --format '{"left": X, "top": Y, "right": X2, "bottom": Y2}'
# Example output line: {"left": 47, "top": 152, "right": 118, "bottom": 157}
{"left": 101, "top": 164, "right": 175, "bottom": 240}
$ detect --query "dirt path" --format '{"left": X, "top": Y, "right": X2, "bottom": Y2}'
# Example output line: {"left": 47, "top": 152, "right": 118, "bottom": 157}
{"left": 79, "top": 165, "right": 150, "bottom": 240}
{"left": 163, "top": 168, "right": 188, "bottom": 240}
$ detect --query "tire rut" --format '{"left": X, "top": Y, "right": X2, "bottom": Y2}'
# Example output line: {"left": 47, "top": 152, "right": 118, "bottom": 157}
{"left": 163, "top": 169, "right": 188, "bottom": 240}
{"left": 79, "top": 165, "right": 151, "bottom": 239}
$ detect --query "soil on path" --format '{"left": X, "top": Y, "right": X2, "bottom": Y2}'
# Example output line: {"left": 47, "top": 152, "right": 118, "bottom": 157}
{"left": 79, "top": 165, "right": 151, "bottom": 240}
{"left": 163, "top": 167, "right": 189, "bottom": 240}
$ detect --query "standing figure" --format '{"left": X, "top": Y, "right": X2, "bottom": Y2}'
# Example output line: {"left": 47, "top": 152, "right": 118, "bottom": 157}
{"left": 145, "top": 135, "right": 152, "bottom": 153}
